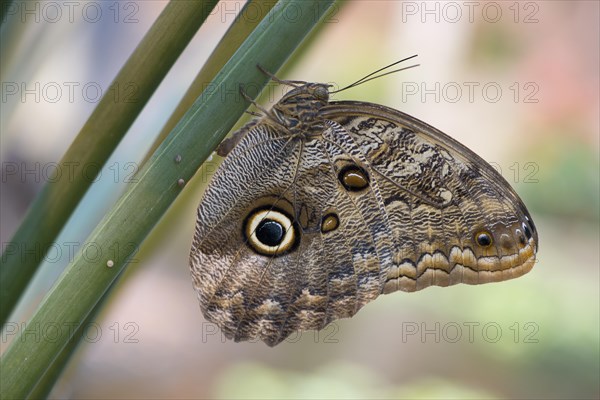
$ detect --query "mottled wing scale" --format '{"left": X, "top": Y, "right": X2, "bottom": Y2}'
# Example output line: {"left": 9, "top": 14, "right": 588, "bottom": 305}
{"left": 322, "top": 102, "right": 538, "bottom": 293}
{"left": 191, "top": 121, "right": 395, "bottom": 345}
{"left": 190, "top": 82, "right": 538, "bottom": 346}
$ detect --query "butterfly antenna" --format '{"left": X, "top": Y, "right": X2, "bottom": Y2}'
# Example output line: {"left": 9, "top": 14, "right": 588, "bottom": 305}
{"left": 331, "top": 55, "right": 419, "bottom": 93}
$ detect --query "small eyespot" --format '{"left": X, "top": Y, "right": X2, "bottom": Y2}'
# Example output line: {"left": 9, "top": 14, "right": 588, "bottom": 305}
{"left": 499, "top": 233, "right": 513, "bottom": 249}
{"left": 287, "top": 119, "right": 299, "bottom": 128}
{"left": 515, "top": 228, "right": 527, "bottom": 246}
{"left": 522, "top": 222, "right": 532, "bottom": 240}
{"left": 339, "top": 165, "right": 369, "bottom": 192}
{"left": 321, "top": 213, "right": 340, "bottom": 233}
{"left": 475, "top": 231, "right": 493, "bottom": 247}
{"left": 244, "top": 208, "right": 298, "bottom": 256}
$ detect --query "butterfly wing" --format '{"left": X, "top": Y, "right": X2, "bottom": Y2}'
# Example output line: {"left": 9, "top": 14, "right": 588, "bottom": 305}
{"left": 190, "top": 90, "right": 538, "bottom": 346}
{"left": 322, "top": 101, "right": 538, "bottom": 293}
{"left": 190, "top": 121, "right": 394, "bottom": 346}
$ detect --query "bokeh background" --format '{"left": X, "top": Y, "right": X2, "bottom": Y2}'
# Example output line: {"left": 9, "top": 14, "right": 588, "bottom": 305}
{"left": 1, "top": 1, "right": 598, "bottom": 399}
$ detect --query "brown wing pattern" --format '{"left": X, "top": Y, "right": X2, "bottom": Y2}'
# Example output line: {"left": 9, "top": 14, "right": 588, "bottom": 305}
{"left": 191, "top": 122, "right": 395, "bottom": 345}
{"left": 190, "top": 83, "right": 538, "bottom": 346}
{"left": 323, "top": 101, "right": 538, "bottom": 293}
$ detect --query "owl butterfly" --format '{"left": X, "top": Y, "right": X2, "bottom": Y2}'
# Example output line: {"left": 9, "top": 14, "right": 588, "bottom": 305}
{"left": 189, "top": 58, "right": 538, "bottom": 346}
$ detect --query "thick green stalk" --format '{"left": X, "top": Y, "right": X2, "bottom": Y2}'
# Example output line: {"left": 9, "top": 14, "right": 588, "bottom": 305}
{"left": 25, "top": 287, "right": 115, "bottom": 399}
{"left": 140, "top": 0, "right": 278, "bottom": 167}
{"left": 24, "top": 1, "right": 276, "bottom": 397}
{"left": 0, "top": 1, "right": 335, "bottom": 398}
{"left": 0, "top": 1, "right": 219, "bottom": 325}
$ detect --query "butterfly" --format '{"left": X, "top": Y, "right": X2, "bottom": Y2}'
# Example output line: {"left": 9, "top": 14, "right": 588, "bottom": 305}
{"left": 189, "top": 58, "right": 538, "bottom": 346}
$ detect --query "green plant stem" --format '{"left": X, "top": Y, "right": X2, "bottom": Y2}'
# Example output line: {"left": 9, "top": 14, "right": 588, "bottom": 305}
{"left": 0, "top": 1, "right": 335, "bottom": 398}
{"left": 0, "top": 0, "right": 219, "bottom": 325}
{"left": 140, "top": 0, "right": 277, "bottom": 168}
{"left": 25, "top": 285, "right": 116, "bottom": 399}
{"left": 24, "top": 1, "right": 276, "bottom": 397}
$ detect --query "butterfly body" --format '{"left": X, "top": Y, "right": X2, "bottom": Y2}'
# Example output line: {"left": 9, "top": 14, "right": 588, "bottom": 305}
{"left": 190, "top": 81, "right": 538, "bottom": 346}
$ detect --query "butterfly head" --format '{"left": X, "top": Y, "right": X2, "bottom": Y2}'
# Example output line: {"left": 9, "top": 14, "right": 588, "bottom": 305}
{"left": 269, "top": 83, "right": 332, "bottom": 136}
{"left": 279, "top": 82, "right": 331, "bottom": 104}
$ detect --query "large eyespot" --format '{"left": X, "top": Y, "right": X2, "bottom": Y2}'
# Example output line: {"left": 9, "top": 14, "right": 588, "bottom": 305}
{"left": 244, "top": 208, "right": 298, "bottom": 256}
{"left": 321, "top": 213, "right": 340, "bottom": 233}
{"left": 338, "top": 165, "right": 369, "bottom": 192}
{"left": 475, "top": 231, "right": 493, "bottom": 247}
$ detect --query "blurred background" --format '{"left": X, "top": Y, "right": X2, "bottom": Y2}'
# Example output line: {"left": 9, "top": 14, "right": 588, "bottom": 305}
{"left": 1, "top": 1, "right": 598, "bottom": 399}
